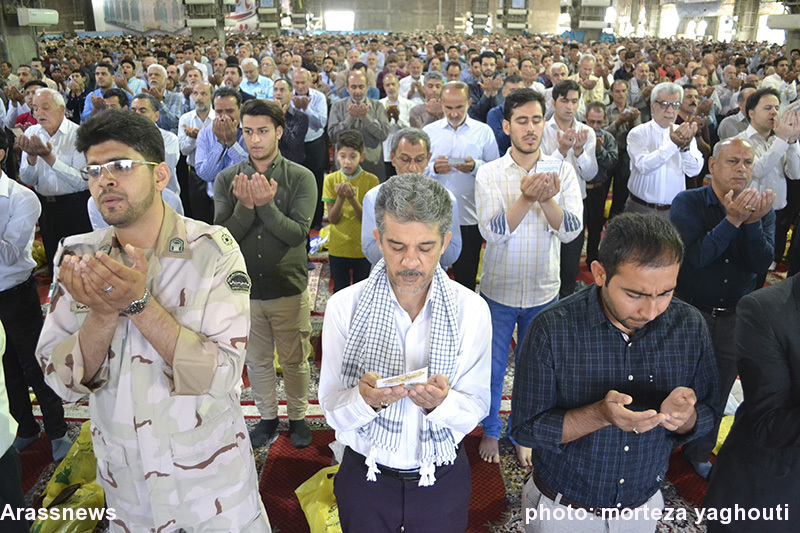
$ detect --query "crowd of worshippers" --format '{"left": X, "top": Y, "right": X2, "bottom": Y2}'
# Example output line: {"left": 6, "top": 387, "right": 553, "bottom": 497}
{"left": 0, "top": 31, "right": 799, "bottom": 533}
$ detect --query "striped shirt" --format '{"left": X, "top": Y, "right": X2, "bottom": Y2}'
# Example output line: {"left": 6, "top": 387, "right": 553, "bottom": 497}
{"left": 476, "top": 151, "right": 583, "bottom": 308}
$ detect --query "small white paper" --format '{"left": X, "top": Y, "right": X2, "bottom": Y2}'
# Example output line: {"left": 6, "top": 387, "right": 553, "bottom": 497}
{"left": 448, "top": 158, "right": 466, "bottom": 165}
{"left": 376, "top": 367, "right": 428, "bottom": 389}
{"left": 534, "top": 159, "right": 562, "bottom": 174}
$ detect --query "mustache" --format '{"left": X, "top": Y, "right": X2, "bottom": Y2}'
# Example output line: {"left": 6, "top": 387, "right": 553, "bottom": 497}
{"left": 396, "top": 269, "right": 423, "bottom": 278}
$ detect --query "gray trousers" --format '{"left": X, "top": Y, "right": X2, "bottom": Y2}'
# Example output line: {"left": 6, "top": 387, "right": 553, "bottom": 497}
{"left": 522, "top": 476, "right": 663, "bottom": 533}
{"left": 623, "top": 197, "right": 671, "bottom": 221}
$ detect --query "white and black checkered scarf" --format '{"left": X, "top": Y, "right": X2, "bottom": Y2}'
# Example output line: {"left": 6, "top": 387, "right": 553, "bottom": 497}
{"left": 340, "top": 258, "right": 460, "bottom": 486}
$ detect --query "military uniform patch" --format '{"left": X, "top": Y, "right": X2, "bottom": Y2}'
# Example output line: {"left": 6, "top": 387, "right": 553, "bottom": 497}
{"left": 70, "top": 301, "right": 91, "bottom": 313}
{"left": 226, "top": 271, "right": 252, "bottom": 293}
{"left": 100, "top": 244, "right": 112, "bottom": 255}
{"left": 169, "top": 238, "right": 185, "bottom": 254}
{"left": 211, "top": 228, "right": 238, "bottom": 253}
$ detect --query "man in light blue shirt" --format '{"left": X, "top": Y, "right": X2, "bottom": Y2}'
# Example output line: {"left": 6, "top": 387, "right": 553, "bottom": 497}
{"left": 194, "top": 87, "right": 248, "bottom": 223}
{"left": 424, "top": 81, "right": 500, "bottom": 290}
{"left": 241, "top": 58, "right": 274, "bottom": 100}
{"left": 81, "top": 62, "right": 134, "bottom": 122}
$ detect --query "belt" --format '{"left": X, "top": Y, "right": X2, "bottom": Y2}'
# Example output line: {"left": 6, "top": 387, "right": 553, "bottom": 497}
{"left": 532, "top": 471, "right": 649, "bottom": 517}
{"left": 692, "top": 302, "right": 736, "bottom": 318}
{"left": 0, "top": 276, "right": 36, "bottom": 301}
{"left": 629, "top": 194, "right": 670, "bottom": 211}
{"left": 344, "top": 444, "right": 462, "bottom": 483}
{"left": 38, "top": 190, "right": 90, "bottom": 203}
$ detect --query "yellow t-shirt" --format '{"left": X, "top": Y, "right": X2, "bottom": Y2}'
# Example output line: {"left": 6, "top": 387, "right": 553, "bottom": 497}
{"left": 322, "top": 169, "right": 379, "bottom": 258}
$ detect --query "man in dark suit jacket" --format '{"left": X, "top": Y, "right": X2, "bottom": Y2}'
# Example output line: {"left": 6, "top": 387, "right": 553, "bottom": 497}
{"left": 704, "top": 274, "right": 800, "bottom": 532}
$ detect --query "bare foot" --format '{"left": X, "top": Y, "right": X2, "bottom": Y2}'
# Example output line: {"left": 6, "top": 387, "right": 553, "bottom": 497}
{"left": 515, "top": 443, "right": 532, "bottom": 467}
{"left": 479, "top": 436, "right": 500, "bottom": 463}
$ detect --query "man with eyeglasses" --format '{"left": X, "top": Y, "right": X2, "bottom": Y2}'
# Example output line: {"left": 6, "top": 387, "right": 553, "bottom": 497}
{"left": 36, "top": 109, "right": 271, "bottom": 532}
{"left": 19, "top": 87, "right": 91, "bottom": 272}
{"left": 625, "top": 82, "right": 704, "bottom": 219}
{"left": 361, "top": 127, "right": 462, "bottom": 268}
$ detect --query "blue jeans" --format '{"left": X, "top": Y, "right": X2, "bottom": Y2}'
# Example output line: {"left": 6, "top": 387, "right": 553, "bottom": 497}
{"left": 480, "top": 293, "right": 556, "bottom": 441}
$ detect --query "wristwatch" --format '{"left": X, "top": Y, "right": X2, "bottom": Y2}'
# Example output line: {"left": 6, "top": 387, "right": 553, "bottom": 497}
{"left": 123, "top": 288, "right": 151, "bottom": 315}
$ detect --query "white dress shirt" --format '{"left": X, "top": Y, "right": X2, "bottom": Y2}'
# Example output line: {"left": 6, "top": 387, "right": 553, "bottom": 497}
{"left": 717, "top": 111, "right": 748, "bottom": 141}
{"left": 540, "top": 117, "right": 598, "bottom": 199}
{"left": 626, "top": 120, "right": 703, "bottom": 205}
{"left": 735, "top": 125, "right": 800, "bottom": 211}
{"left": 291, "top": 87, "right": 328, "bottom": 143}
{"left": 178, "top": 108, "right": 215, "bottom": 167}
{"left": 19, "top": 118, "right": 87, "bottom": 197}
{"left": 178, "top": 61, "right": 210, "bottom": 81}
{"left": 319, "top": 275, "right": 491, "bottom": 470}
{"left": 476, "top": 152, "right": 584, "bottom": 308}
{"left": 423, "top": 117, "right": 500, "bottom": 226}
{"left": 760, "top": 74, "right": 798, "bottom": 108}
{"left": 3, "top": 101, "right": 28, "bottom": 130}
{"left": 544, "top": 87, "right": 586, "bottom": 122}
{"left": 399, "top": 75, "right": 425, "bottom": 105}
{"left": 160, "top": 128, "right": 181, "bottom": 195}
{"left": 0, "top": 171, "right": 41, "bottom": 291}
{"left": 379, "top": 95, "right": 415, "bottom": 162}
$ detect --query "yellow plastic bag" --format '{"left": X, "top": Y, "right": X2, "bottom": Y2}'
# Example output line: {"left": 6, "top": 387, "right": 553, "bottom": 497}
{"left": 295, "top": 464, "right": 342, "bottom": 533}
{"left": 32, "top": 420, "right": 107, "bottom": 533}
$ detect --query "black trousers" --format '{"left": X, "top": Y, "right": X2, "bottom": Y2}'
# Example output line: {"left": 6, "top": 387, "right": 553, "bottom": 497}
{"left": 334, "top": 445, "right": 471, "bottom": 533}
{"left": 452, "top": 224, "right": 484, "bottom": 291}
{"left": 305, "top": 136, "right": 327, "bottom": 229}
{"left": 329, "top": 256, "right": 371, "bottom": 293}
{"left": 584, "top": 184, "right": 607, "bottom": 266}
{"left": 606, "top": 151, "right": 631, "bottom": 219}
{"left": 187, "top": 167, "right": 214, "bottom": 224}
{"left": 0, "top": 278, "right": 67, "bottom": 440}
{"left": 559, "top": 230, "right": 584, "bottom": 299}
{"left": 38, "top": 191, "right": 92, "bottom": 271}
{"left": 176, "top": 155, "right": 193, "bottom": 219}
{"left": 0, "top": 447, "right": 28, "bottom": 533}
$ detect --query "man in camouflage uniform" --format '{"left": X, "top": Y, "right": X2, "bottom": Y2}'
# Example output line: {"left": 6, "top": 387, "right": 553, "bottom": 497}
{"left": 36, "top": 110, "right": 270, "bottom": 533}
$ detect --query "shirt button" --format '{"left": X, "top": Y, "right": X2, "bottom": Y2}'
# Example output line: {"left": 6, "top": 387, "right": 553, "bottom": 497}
{"left": 627, "top": 342, "right": 632, "bottom": 347}
{"left": 723, "top": 279, "right": 728, "bottom": 283}
{"left": 624, "top": 446, "right": 630, "bottom": 452}
{"left": 257, "top": 235, "right": 262, "bottom": 239}
{"left": 725, "top": 259, "right": 729, "bottom": 263}
{"left": 619, "top": 479, "right": 625, "bottom": 484}
{"left": 628, "top": 375, "right": 633, "bottom": 381}
{"left": 617, "top": 503, "right": 622, "bottom": 508}
{"left": 258, "top": 254, "right": 262, "bottom": 258}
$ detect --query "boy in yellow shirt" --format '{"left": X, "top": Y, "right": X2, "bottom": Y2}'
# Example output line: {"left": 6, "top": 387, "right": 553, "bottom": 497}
{"left": 322, "top": 130, "right": 380, "bottom": 292}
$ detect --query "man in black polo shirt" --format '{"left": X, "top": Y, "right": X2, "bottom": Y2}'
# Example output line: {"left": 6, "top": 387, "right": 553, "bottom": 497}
{"left": 669, "top": 138, "right": 775, "bottom": 479}
{"left": 511, "top": 214, "right": 719, "bottom": 532}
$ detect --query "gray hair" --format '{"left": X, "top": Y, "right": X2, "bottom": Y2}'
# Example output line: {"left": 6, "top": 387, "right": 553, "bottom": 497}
{"left": 650, "top": 82, "right": 683, "bottom": 105}
{"left": 375, "top": 173, "right": 452, "bottom": 242}
{"left": 578, "top": 53, "right": 596, "bottom": 66}
{"left": 423, "top": 71, "right": 445, "bottom": 84}
{"left": 147, "top": 63, "right": 167, "bottom": 78}
{"left": 241, "top": 57, "right": 258, "bottom": 69}
{"left": 132, "top": 92, "right": 160, "bottom": 113}
{"left": 550, "top": 62, "right": 568, "bottom": 76}
{"left": 390, "top": 127, "right": 431, "bottom": 154}
{"left": 34, "top": 87, "right": 65, "bottom": 108}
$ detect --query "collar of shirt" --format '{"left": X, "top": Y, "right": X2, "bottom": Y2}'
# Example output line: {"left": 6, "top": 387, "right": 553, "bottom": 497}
{"left": 244, "top": 152, "right": 286, "bottom": 180}
{"left": 545, "top": 116, "right": 578, "bottom": 133}
{"left": 440, "top": 115, "right": 474, "bottom": 132}
{"left": 743, "top": 124, "right": 768, "bottom": 142}
{"left": 96, "top": 203, "right": 192, "bottom": 260}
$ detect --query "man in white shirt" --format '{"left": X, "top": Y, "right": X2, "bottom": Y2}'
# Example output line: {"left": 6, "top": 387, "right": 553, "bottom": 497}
{"left": 735, "top": 88, "right": 800, "bottom": 268}
{"left": 476, "top": 88, "right": 583, "bottom": 467}
{"left": 424, "top": 81, "right": 500, "bottom": 291}
{"left": 628, "top": 62, "right": 653, "bottom": 123}
{"left": 714, "top": 65, "right": 743, "bottom": 118}
{"left": 519, "top": 57, "right": 546, "bottom": 95}
{"left": 399, "top": 58, "right": 425, "bottom": 105}
{"left": 18, "top": 87, "right": 90, "bottom": 270}
{"left": 625, "top": 82, "right": 703, "bottom": 219}
{"left": 760, "top": 57, "right": 797, "bottom": 108}
{"left": 0, "top": 132, "right": 71, "bottom": 463}
{"left": 130, "top": 94, "right": 181, "bottom": 195}
{"left": 541, "top": 80, "right": 597, "bottom": 298}
{"left": 320, "top": 173, "right": 490, "bottom": 532}
{"left": 291, "top": 68, "right": 328, "bottom": 228}
{"left": 177, "top": 44, "right": 209, "bottom": 81}
{"left": 379, "top": 73, "right": 414, "bottom": 178}
{"left": 178, "top": 81, "right": 215, "bottom": 218}
{"left": 718, "top": 85, "right": 756, "bottom": 140}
